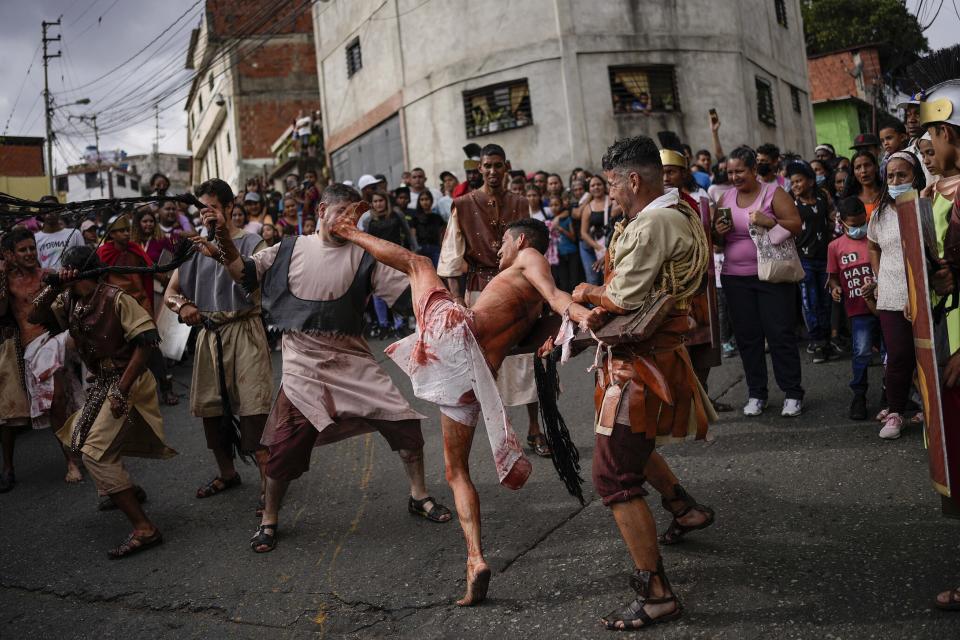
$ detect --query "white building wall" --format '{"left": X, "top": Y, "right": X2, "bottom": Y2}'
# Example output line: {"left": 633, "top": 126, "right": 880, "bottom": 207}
{"left": 60, "top": 170, "right": 142, "bottom": 203}
{"left": 315, "top": 0, "right": 816, "bottom": 182}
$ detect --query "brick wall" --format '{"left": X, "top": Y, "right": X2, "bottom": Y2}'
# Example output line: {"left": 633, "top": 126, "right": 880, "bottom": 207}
{"left": 807, "top": 47, "right": 882, "bottom": 103}
{"left": 238, "top": 97, "right": 319, "bottom": 158}
{"left": 0, "top": 141, "right": 45, "bottom": 177}
{"left": 207, "top": 0, "right": 313, "bottom": 38}
{"left": 236, "top": 38, "right": 317, "bottom": 84}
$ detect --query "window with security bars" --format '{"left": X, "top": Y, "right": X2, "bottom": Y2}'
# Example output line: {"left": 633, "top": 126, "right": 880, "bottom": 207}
{"left": 346, "top": 37, "right": 362, "bottom": 78}
{"left": 774, "top": 0, "right": 788, "bottom": 27}
{"left": 116, "top": 174, "right": 126, "bottom": 188}
{"left": 756, "top": 77, "right": 776, "bottom": 126}
{"left": 56, "top": 176, "right": 68, "bottom": 192}
{"left": 790, "top": 85, "right": 802, "bottom": 113}
{"left": 462, "top": 79, "right": 533, "bottom": 138}
{"left": 177, "top": 157, "right": 191, "bottom": 172}
{"left": 608, "top": 66, "right": 679, "bottom": 115}
{"left": 85, "top": 172, "right": 98, "bottom": 189}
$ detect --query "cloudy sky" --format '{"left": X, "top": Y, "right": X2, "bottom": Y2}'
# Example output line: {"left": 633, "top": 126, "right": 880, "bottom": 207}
{"left": 1, "top": 0, "right": 957, "bottom": 176}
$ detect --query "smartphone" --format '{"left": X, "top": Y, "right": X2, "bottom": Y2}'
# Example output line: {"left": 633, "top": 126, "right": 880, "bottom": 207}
{"left": 716, "top": 207, "right": 732, "bottom": 226}
{"left": 709, "top": 108, "right": 718, "bottom": 124}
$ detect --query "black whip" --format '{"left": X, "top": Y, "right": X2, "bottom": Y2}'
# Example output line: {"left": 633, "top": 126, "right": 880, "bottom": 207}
{"left": 204, "top": 318, "right": 251, "bottom": 464}
{"left": 534, "top": 352, "right": 584, "bottom": 504}
{"left": 41, "top": 237, "right": 197, "bottom": 286}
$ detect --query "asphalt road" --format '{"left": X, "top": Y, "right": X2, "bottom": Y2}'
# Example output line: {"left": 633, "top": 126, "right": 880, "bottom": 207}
{"left": 1, "top": 340, "right": 958, "bottom": 639}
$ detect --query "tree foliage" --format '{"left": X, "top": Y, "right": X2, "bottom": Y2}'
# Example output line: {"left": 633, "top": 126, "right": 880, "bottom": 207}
{"left": 801, "top": 0, "right": 929, "bottom": 72}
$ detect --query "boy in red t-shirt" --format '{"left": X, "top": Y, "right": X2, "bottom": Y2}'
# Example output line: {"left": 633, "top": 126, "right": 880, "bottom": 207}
{"left": 827, "top": 197, "right": 879, "bottom": 420}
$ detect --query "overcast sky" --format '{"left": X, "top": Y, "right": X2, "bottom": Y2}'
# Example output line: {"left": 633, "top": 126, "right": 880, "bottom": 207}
{"left": 1, "top": 0, "right": 957, "bottom": 176}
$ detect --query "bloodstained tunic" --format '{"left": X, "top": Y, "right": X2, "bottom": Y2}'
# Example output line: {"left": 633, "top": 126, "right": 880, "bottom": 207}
{"left": 249, "top": 234, "right": 423, "bottom": 444}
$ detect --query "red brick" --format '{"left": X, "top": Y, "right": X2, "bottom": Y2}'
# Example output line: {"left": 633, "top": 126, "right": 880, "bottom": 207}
{"left": 0, "top": 141, "right": 45, "bottom": 176}
{"left": 238, "top": 98, "right": 319, "bottom": 158}
{"left": 807, "top": 47, "right": 882, "bottom": 102}
{"left": 206, "top": 0, "right": 313, "bottom": 38}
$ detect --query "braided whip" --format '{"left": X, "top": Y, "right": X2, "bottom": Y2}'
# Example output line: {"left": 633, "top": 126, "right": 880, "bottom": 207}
{"left": 534, "top": 352, "right": 585, "bottom": 504}
{"left": 206, "top": 319, "right": 251, "bottom": 464}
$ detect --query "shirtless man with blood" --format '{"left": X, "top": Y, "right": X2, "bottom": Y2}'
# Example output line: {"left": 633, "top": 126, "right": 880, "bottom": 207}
{"left": 330, "top": 197, "right": 605, "bottom": 606}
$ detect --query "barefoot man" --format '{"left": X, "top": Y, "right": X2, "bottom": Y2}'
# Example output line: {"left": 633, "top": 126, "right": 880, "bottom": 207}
{"left": 194, "top": 183, "right": 452, "bottom": 555}
{"left": 330, "top": 204, "right": 604, "bottom": 606}
{"left": 0, "top": 228, "right": 84, "bottom": 492}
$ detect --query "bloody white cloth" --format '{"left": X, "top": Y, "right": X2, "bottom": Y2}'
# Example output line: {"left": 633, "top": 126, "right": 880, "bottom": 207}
{"left": 22, "top": 331, "right": 81, "bottom": 429}
{"left": 385, "top": 288, "right": 531, "bottom": 489}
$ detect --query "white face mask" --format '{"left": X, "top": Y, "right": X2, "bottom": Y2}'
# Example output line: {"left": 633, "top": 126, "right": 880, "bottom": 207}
{"left": 888, "top": 183, "right": 912, "bottom": 199}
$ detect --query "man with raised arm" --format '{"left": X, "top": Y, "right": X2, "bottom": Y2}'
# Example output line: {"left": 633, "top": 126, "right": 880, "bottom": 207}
{"left": 329, "top": 201, "right": 604, "bottom": 607}
{"left": 193, "top": 183, "right": 451, "bottom": 556}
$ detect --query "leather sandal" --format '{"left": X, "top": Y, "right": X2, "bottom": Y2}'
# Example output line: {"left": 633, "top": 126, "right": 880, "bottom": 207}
{"left": 108, "top": 529, "right": 163, "bottom": 559}
{"left": 196, "top": 473, "right": 241, "bottom": 499}
{"left": 408, "top": 495, "right": 452, "bottom": 523}
{"left": 527, "top": 434, "right": 552, "bottom": 457}
{"left": 601, "top": 558, "right": 682, "bottom": 630}
{"left": 935, "top": 587, "right": 960, "bottom": 611}
{"left": 250, "top": 523, "right": 278, "bottom": 553}
{"left": 659, "top": 484, "right": 715, "bottom": 545}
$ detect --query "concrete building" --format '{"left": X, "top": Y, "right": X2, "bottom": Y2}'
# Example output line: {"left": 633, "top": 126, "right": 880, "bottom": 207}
{"left": 184, "top": 0, "right": 320, "bottom": 192}
{"left": 125, "top": 152, "right": 193, "bottom": 195}
{"left": 0, "top": 136, "right": 49, "bottom": 200}
{"left": 807, "top": 45, "right": 901, "bottom": 156}
{"left": 313, "top": 0, "right": 816, "bottom": 184}
{"left": 54, "top": 165, "right": 142, "bottom": 203}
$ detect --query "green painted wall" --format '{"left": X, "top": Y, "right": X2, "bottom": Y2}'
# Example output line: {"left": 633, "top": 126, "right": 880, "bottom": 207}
{"left": 813, "top": 100, "right": 865, "bottom": 157}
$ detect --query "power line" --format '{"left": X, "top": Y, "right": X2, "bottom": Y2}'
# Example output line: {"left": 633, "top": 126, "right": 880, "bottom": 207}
{"left": 2, "top": 44, "right": 42, "bottom": 135}
{"left": 73, "top": 0, "right": 123, "bottom": 40}
{"left": 67, "top": 0, "right": 104, "bottom": 27}
{"left": 91, "top": 0, "right": 304, "bottom": 131}
{"left": 59, "top": 0, "right": 203, "bottom": 95}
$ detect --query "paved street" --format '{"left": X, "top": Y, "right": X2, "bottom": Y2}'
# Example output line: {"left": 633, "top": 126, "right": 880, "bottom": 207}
{"left": 1, "top": 341, "right": 958, "bottom": 639}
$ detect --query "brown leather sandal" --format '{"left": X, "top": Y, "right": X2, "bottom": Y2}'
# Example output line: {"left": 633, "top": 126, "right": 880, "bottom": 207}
{"left": 107, "top": 530, "right": 163, "bottom": 559}
{"left": 659, "top": 484, "right": 715, "bottom": 545}
{"left": 196, "top": 473, "right": 241, "bottom": 499}
{"left": 601, "top": 557, "right": 683, "bottom": 630}
{"left": 935, "top": 587, "right": 960, "bottom": 611}
{"left": 527, "top": 434, "right": 552, "bottom": 457}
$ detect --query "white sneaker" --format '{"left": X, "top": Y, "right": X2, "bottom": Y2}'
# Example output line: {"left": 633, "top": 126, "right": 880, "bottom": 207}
{"left": 781, "top": 398, "right": 803, "bottom": 417}
{"left": 879, "top": 413, "right": 904, "bottom": 439}
{"left": 743, "top": 398, "right": 766, "bottom": 416}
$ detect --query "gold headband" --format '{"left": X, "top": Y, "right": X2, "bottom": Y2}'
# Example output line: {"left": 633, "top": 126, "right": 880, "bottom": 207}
{"left": 659, "top": 149, "right": 687, "bottom": 168}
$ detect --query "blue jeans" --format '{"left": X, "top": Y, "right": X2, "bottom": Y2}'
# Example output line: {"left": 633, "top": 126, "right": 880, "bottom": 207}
{"left": 800, "top": 258, "right": 831, "bottom": 343}
{"left": 373, "top": 296, "right": 404, "bottom": 329}
{"left": 579, "top": 241, "right": 603, "bottom": 286}
{"left": 850, "top": 314, "right": 881, "bottom": 393}
{"left": 417, "top": 244, "right": 440, "bottom": 267}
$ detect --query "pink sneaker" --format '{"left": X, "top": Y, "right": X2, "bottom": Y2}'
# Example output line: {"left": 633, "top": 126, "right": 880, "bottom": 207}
{"left": 879, "top": 413, "right": 904, "bottom": 440}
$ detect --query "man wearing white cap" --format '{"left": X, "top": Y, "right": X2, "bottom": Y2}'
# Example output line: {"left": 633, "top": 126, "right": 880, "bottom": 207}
{"left": 357, "top": 174, "right": 384, "bottom": 203}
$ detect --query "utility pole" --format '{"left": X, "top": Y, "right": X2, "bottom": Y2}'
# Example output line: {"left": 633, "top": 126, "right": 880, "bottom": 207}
{"left": 153, "top": 105, "right": 160, "bottom": 178}
{"left": 69, "top": 114, "right": 101, "bottom": 196}
{"left": 42, "top": 19, "right": 61, "bottom": 195}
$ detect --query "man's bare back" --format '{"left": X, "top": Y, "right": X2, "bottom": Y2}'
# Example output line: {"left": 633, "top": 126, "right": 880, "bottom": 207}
{"left": 470, "top": 251, "right": 545, "bottom": 371}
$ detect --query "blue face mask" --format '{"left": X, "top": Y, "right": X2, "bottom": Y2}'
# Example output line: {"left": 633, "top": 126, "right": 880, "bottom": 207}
{"left": 888, "top": 183, "right": 912, "bottom": 199}
{"left": 815, "top": 175, "right": 826, "bottom": 186}
{"left": 845, "top": 223, "right": 868, "bottom": 240}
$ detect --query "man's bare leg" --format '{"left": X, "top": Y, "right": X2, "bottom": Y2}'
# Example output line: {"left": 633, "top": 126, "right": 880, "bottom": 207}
{"left": 440, "top": 414, "right": 490, "bottom": 606}
{"left": 608, "top": 499, "right": 678, "bottom": 627}
{"left": 644, "top": 452, "right": 712, "bottom": 538}
{"left": 398, "top": 447, "right": 452, "bottom": 522}
{"left": 254, "top": 476, "right": 289, "bottom": 552}
{"left": 51, "top": 372, "right": 83, "bottom": 483}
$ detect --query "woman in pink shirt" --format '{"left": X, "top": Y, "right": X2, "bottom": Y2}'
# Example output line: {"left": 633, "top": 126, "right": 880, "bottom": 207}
{"left": 713, "top": 146, "right": 805, "bottom": 417}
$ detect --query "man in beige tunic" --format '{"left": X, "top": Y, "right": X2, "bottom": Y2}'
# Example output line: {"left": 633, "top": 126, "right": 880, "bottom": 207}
{"left": 193, "top": 183, "right": 450, "bottom": 554}
{"left": 164, "top": 179, "right": 273, "bottom": 513}
{"left": 33, "top": 245, "right": 176, "bottom": 558}
{"left": 437, "top": 143, "right": 550, "bottom": 456}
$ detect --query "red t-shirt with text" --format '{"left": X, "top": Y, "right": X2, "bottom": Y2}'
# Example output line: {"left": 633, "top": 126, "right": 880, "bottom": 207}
{"left": 826, "top": 234, "right": 875, "bottom": 318}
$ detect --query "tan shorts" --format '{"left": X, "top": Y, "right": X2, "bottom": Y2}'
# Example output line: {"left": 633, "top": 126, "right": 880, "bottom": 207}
{"left": 82, "top": 448, "right": 134, "bottom": 497}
